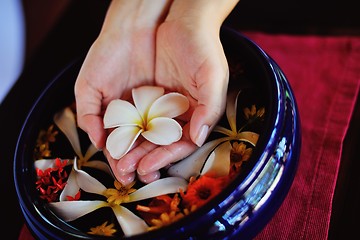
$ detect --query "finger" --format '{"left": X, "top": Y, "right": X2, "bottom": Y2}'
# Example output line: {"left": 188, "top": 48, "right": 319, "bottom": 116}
{"left": 117, "top": 172, "right": 136, "bottom": 186}
{"left": 137, "top": 138, "right": 197, "bottom": 176}
{"left": 74, "top": 77, "right": 106, "bottom": 149}
{"left": 103, "top": 148, "right": 136, "bottom": 185}
{"left": 190, "top": 60, "right": 229, "bottom": 147}
{"left": 116, "top": 140, "right": 158, "bottom": 174}
{"left": 137, "top": 170, "right": 161, "bottom": 184}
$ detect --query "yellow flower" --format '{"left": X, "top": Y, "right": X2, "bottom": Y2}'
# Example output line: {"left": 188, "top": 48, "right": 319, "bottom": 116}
{"left": 104, "top": 180, "right": 137, "bottom": 205}
{"left": 230, "top": 141, "right": 253, "bottom": 169}
{"left": 148, "top": 211, "right": 185, "bottom": 231}
{"left": 88, "top": 221, "right": 117, "bottom": 236}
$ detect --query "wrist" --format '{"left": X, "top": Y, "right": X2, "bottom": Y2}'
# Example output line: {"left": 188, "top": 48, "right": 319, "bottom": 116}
{"left": 101, "top": 0, "right": 172, "bottom": 35}
{"left": 166, "top": 0, "right": 239, "bottom": 29}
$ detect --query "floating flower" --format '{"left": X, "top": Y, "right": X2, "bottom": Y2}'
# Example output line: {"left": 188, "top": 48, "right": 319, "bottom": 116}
{"left": 88, "top": 221, "right": 117, "bottom": 237}
{"left": 230, "top": 141, "right": 253, "bottom": 170}
{"left": 136, "top": 194, "right": 182, "bottom": 228}
{"left": 34, "top": 124, "right": 58, "bottom": 159}
{"left": 167, "top": 90, "right": 263, "bottom": 180}
{"left": 34, "top": 107, "right": 113, "bottom": 201}
{"left": 180, "top": 175, "right": 225, "bottom": 209}
{"left": 35, "top": 158, "right": 68, "bottom": 202}
{"left": 103, "top": 86, "right": 189, "bottom": 159}
{"left": 48, "top": 158, "right": 188, "bottom": 237}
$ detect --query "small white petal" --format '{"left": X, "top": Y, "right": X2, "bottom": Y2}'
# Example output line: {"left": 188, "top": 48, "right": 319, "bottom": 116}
{"left": 83, "top": 144, "right": 99, "bottom": 162}
{"left": 237, "top": 131, "right": 259, "bottom": 146}
{"left": 141, "top": 117, "right": 182, "bottom": 145}
{"left": 148, "top": 92, "right": 189, "bottom": 119}
{"left": 132, "top": 86, "right": 164, "bottom": 118}
{"left": 54, "top": 107, "right": 83, "bottom": 159}
{"left": 34, "top": 158, "right": 73, "bottom": 171}
{"left": 129, "top": 177, "right": 188, "bottom": 202}
{"left": 59, "top": 169, "right": 79, "bottom": 201}
{"left": 226, "top": 90, "right": 241, "bottom": 133}
{"left": 106, "top": 126, "right": 143, "bottom": 159}
{"left": 48, "top": 200, "right": 108, "bottom": 221}
{"left": 103, "top": 99, "right": 142, "bottom": 128}
{"left": 74, "top": 163, "right": 107, "bottom": 195}
{"left": 84, "top": 160, "right": 114, "bottom": 178}
{"left": 167, "top": 138, "right": 227, "bottom": 179}
{"left": 201, "top": 141, "right": 231, "bottom": 177}
{"left": 112, "top": 205, "right": 149, "bottom": 236}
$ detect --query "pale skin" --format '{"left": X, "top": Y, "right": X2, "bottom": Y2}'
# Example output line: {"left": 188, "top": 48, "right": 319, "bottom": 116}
{"left": 74, "top": 0, "right": 240, "bottom": 185}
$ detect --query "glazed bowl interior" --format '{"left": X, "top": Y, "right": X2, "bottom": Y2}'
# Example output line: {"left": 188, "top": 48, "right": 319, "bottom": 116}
{"left": 14, "top": 27, "right": 294, "bottom": 240}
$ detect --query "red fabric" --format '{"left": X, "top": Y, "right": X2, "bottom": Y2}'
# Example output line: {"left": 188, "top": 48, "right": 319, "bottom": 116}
{"left": 18, "top": 33, "right": 360, "bottom": 239}
{"left": 242, "top": 32, "right": 360, "bottom": 240}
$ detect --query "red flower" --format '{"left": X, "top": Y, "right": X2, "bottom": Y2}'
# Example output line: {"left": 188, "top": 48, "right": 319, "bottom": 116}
{"left": 180, "top": 175, "right": 226, "bottom": 209}
{"left": 35, "top": 158, "right": 69, "bottom": 202}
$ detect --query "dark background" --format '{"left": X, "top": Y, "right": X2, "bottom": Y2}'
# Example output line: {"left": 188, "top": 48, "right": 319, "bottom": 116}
{"left": 1, "top": 0, "right": 359, "bottom": 238}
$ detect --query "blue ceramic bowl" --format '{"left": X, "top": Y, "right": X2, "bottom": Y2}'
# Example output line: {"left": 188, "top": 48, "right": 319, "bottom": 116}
{"left": 14, "top": 27, "right": 301, "bottom": 240}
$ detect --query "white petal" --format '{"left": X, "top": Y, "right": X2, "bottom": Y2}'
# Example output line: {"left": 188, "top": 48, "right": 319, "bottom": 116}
{"left": 129, "top": 177, "right": 188, "bottom": 202}
{"left": 74, "top": 161, "right": 107, "bottom": 195}
{"left": 201, "top": 141, "right": 231, "bottom": 177}
{"left": 132, "top": 86, "right": 164, "bottom": 119}
{"left": 48, "top": 200, "right": 108, "bottom": 221}
{"left": 141, "top": 117, "right": 182, "bottom": 145}
{"left": 83, "top": 144, "right": 99, "bottom": 162}
{"left": 34, "top": 158, "right": 73, "bottom": 171}
{"left": 53, "top": 107, "right": 83, "bottom": 159}
{"left": 59, "top": 169, "right": 79, "bottom": 201}
{"left": 167, "top": 138, "right": 227, "bottom": 179}
{"left": 226, "top": 90, "right": 241, "bottom": 133}
{"left": 103, "top": 99, "right": 142, "bottom": 128}
{"left": 106, "top": 126, "right": 143, "bottom": 159}
{"left": 237, "top": 131, "right": 259, "bottom": 146}
{"left": 84, "top": 160, "right": 115, "bottom": 178}
{"left": 112, "top": 205, "right": 149, "bottom": 236}
{"left": 148, "top": 92, "right": 189, "bottom": 119}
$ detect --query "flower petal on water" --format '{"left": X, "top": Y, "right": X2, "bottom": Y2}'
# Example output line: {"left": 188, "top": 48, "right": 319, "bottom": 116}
{"left": 226, "top": 90, "right": 241, "bottom": 133}
{"left": 85, "top": 160, "right": 114, "bottom": 178}
{"left": 148, "top": 92, "right": 189, "bottom": 119}
{"left": 112, "top": 205, "right": 149, "bottom": 236}
{"left": 201, "top": 141, "right": 232, "bottom": 177}
{"left": 48, "top": 200, "right": 108, "bottom": 221}
{"left": 54, "top": 107, "right": 83, "bottom": 159}
{"left": 103, "top": 99, "right": 142, "bottom": 128}
{"left": 238, "top": 131, "right": 259, "bottom": 146}
{"left": 141, "top": 117, "right": 182, "bottom": 145}
{"left": 74, "top": 161, "right": 107, "bottom": 195}
{"left": 34, "top": 158, "right": 73, "bottom": 171}
{"left": 106, "top": 126, "right": 143, "bottom": 159}
{"left": 132, "top": 86, "right": 164, "bottom": 119}
{"left": 167, "top": 138, "right": 228, "bottom": 180}
{"left": 59, "top": 169, "right": 79, "bottom": 201}
{"left": 129, "top": 177, "right": 188, "bottom": 202}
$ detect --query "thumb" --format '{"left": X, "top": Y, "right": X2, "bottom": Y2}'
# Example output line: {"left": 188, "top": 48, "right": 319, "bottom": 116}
{"left": 189, "top": 69, "right": 229, "bottom": 147}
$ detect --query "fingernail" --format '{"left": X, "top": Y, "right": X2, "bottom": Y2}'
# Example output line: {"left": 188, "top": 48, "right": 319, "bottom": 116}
{"left": 195, "top": 125, "right": 209, "bottom": 147}
{"left": 89, "top": 135, "right": 99, "bottom": 150}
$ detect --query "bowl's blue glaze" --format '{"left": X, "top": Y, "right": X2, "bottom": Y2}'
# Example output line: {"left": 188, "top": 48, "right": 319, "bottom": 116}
{"left": 14, "top": 27, "right": 301, "bottom": 240}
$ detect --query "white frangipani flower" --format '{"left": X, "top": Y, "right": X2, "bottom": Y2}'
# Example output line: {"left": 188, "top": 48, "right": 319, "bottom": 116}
{"left": 103, "top": 86, "right": 189, "bottom": 159}
{"left": 48, "top": 158, "right": 188, "bottom": 237}
{"left": 167, "top": 90, "right": 260, "bottom": 180}
{"left": 34, "top": 107, "right": 113, "bottom": 201}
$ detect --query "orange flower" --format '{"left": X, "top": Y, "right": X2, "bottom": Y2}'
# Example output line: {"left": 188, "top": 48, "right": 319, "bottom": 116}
{"left": 230, "top": 141, "right": 253, "bottom": 170}
{"left": 181, "top": 175, "right": 225, "bottom": 209}
{"left": 136, "top": 194, "right": 181, "bottom": 226}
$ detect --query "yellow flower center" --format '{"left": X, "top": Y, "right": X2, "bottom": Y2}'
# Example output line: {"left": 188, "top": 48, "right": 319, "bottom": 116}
{"left": 103, "top": 181, "right": 136, "bottom": 206}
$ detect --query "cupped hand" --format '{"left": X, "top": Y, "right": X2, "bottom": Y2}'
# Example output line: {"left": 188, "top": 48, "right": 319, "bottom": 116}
{"left": 75, "top": 0, "right": 234, "bottom": 185}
